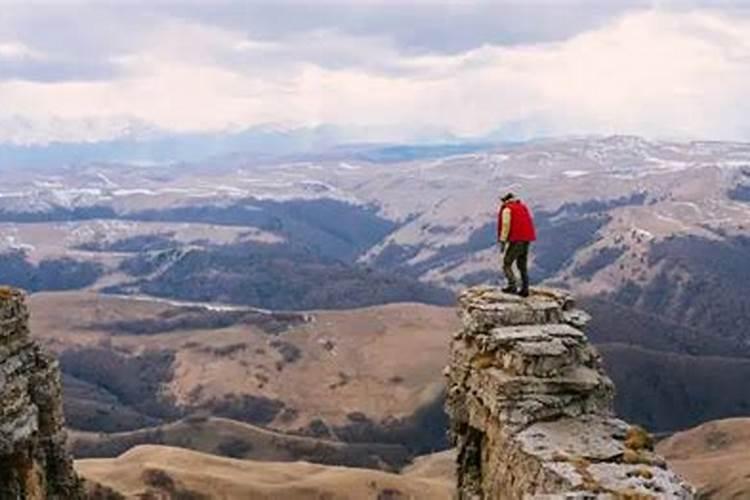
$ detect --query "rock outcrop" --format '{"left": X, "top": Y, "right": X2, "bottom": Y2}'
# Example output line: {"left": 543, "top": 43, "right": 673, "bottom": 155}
{"left": 445, "top": 286, "right": 695, "bottom": 499}
{"left": 0, "top": 287, "right": 83, "bottom": 499}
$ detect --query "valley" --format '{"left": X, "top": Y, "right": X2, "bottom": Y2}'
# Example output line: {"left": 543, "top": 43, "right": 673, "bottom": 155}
{"left": 30, "top": 292, "right": 456, "bottom": 462}
{"left": 2, "top": 135, "right": 750, "bottom": 497}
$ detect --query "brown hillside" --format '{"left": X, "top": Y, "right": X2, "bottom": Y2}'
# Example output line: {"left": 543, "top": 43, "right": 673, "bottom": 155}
{"left": 401, "top": 449, "right": 455, "bottom": 481}
{"left": 658, "top": 417, "right": 750, "bottom": 499}
{"left": 70, "top": 416, "right": 411, "bottom": 470}
{"left": 76, "top": 445, "right": 454, "bottom": 500}
{"left": 29, "top": 291, "right": 457, "bottom": 458}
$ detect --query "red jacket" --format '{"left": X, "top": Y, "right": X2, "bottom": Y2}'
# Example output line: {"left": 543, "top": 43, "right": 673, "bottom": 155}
{"left": 497, "top": 200, "right": 537, "bottom": 242}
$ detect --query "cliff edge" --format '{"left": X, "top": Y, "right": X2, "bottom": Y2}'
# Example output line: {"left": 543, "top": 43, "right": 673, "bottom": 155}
{"left": 0, "top": 288, "right": 83, "bottom": 499}
{"left": 445, "top": 286, "right": 695, "bottom": 499}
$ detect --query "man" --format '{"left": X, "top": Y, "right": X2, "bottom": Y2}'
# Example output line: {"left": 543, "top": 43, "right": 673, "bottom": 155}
{"left": 497, "top": 192, "right": 536, "bottom": 297}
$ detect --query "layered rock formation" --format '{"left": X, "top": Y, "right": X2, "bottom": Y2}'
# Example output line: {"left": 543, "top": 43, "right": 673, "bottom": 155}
{"left": 0, "top": 287, "right": 82, "bottom": 499}
{"left": 445, "top": 286, "right": 694, "bottom": 499}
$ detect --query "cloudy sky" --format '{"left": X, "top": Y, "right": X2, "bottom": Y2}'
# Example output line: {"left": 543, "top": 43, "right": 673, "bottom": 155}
{"left": 1, "top": 0, "right": 750, "bottom": 144}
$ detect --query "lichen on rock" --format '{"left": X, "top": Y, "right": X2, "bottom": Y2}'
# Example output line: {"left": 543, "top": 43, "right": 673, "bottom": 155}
{"left": 445, "top": 286, "right": 695, "bottom": 499}
{"left": 0, "top": 288, "right": 83, "bottom": 499}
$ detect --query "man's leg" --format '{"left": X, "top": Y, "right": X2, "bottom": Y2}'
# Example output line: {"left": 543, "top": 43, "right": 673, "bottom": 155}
{"left": 502, "top": 243, "right": 521, "bottom": 292}
{"left": 516, "top": 242, "right": 530, "bottom": 297}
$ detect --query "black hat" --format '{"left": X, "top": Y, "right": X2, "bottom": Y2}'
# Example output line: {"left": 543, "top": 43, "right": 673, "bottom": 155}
{"left": 501, "top": 192, "right": 516, "bottom": 203}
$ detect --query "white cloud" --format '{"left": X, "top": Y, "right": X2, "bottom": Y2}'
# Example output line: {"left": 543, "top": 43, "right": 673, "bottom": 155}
{"left": 0, "top": 41, "right": 41, "bottom": 60}
{"left": 1, "top": 8, "right": 750, "bottom": 143}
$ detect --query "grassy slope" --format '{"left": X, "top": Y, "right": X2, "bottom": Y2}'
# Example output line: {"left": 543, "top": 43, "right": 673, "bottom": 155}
{"left": 70, "top": 416, "right": 411, "bottom": 471}
{"left": 77, "top": 445, "right": 454, "bottom": 500}
{"left": 658, "top": 417, "right": 750, "bottom": 499}
{"left": 29, "top": 292, "right": 458, "bottom": 430}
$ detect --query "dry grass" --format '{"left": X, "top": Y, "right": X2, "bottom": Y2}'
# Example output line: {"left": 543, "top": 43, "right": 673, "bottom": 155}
{"left": 76, "top": 445, "right": 454, "bottom": 500}
{"left": 624, "top": 425, "right": 654, "bottom": 451}
{"left": 29, "top": 291, "right": 459, "bottom": 430}
{"left": 471, "top": 353, "right": 497, "bottom": 370}
{"left": 70, "top": 416, "right": 411, "bottom": 470}
{"left": 657, "top": 417, "right": 750, "bottom": 499}
{"left": 401, "top": 449, "right": 456, "bottom": 481}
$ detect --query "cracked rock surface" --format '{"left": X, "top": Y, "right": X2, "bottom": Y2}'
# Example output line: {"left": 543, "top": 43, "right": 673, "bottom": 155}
{"left": 0, "top": 287, "right": 83, "bottom": 500}
{"left": 446, "top": 286, "right": 695, "bottom": 499}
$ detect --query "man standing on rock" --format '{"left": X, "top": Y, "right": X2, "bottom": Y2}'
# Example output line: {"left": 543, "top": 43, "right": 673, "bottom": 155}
{"left": 497, "top": 192, "right": 537, "bottom": 297}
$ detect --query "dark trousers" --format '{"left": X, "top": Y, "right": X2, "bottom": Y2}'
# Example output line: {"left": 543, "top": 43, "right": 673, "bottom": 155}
{"left": 503, "top": 242, "right": 530, "bottom": 291}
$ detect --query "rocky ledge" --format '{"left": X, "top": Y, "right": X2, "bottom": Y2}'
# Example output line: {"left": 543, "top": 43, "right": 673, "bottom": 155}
{"left": 0, "top": 287, "right": 83, "bottom": 499}
{"left": 445, "top": 286, "right": 695, "bottom": 499}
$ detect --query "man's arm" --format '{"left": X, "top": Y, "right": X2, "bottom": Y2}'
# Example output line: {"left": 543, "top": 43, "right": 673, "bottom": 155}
{"left": 499, "top": 206, "right": 511, "bottom": 242}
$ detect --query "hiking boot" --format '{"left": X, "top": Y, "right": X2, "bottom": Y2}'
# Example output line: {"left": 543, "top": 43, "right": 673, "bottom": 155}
{"left": 518, "top": 288, "right": 530, "bottom": 298}
{"left": 501, "top": 285, "right": 518, "bottom": 294}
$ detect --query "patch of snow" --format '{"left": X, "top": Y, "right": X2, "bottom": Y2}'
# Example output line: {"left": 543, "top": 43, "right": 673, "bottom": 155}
{"left": 339, "top": 162, "right": 361, "bottom": 170}
{"left": 112, "top": 188, "right": 158, "bottom": 196}
{"left": 33, "top": 180, "right": 64, "bottom": 189}
{"left": 562, "top": 170, "right": 590, "bottom": 178}
{"left": 50, "top": 188, "right": 104, "bottom": 208}
{"left": 160, "top": 187, "right": 207, "bottom": 195}
{"left": 0, "top": 191, "right": 28, "bottom": 198}
{"left": 717, "top": 160, "right": 750, "bottom": 168}
{"left": 672, "top": 201, "right": 702, "bottom": 214}
{"left": 0, "top": 233, "right": 35, "bottom": 252}
{"left": 109, "top": 293, "right": 272, "bottom": 314}
{"left": 633, "top": 228, "right": 654, "bottom": 240}
{"left": 97, "top": 173, "right": 118, "bottom": 188}
{"left": 244, "top": 182, "right": 296, "bottom": 189}
{"left": 646, "top": 158, "right": 691, "bottom": 171}
{"left": 654, "top": 212, "right": 690, "bottom": 230}
{"left": 213, "top": 185, "right": 249, "bottom": 196}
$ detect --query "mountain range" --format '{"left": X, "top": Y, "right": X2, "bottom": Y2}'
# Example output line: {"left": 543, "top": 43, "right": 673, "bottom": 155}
{"left": 1, "top": 134, "right": 749, "bottom": 497}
